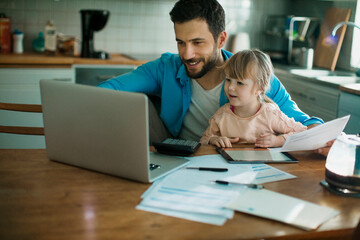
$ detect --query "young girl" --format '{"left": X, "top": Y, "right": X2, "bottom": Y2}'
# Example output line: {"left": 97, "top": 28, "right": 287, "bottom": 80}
{"left": 200, "top": 49, "right": 306, "bottom": 148}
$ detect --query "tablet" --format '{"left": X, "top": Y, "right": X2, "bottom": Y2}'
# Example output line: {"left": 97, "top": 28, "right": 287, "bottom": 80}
{"left": 216, "top": 147, "right": 298, "bottom": 164}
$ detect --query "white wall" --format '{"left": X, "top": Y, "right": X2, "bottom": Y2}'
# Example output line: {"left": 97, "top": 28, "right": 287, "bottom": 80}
{"left": 0, "top": 0, "right": 289, "bottom": 58}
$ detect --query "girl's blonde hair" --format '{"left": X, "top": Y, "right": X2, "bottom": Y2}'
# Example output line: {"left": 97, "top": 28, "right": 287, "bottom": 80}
{"left": 221, "top": 49, "right": 273, "bottom": 103}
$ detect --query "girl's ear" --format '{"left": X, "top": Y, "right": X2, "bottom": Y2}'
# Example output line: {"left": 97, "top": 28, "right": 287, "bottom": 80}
{"left": 254, "top": 85, "right": 263, "bottom": 96}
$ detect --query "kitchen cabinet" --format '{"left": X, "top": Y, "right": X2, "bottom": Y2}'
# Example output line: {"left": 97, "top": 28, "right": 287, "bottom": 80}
{"left": 75, "top": 64, "right": 135, "bottom": 86}
{"left": 0, "top": 68, "right": 74, "bottom": 148}
{"left": 0, "top": 53, "right": 145, "bottom": 149}
{"left": 274, "top": 69, "right": 340, "bottom": 122}
{"left": 338, "top": 91, "right": 360, "bottom": 134}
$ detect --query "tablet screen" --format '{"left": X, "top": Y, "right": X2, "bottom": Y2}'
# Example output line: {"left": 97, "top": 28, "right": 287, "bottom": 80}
{"left": 217, "top": 148, "right": 298, "bottom": 163}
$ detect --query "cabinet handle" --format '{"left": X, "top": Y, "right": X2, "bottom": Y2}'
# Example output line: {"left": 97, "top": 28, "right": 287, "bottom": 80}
{"left": 96, "top": 75, "right": 116, "bottom": 80}
{"left": 298, "top": 93, "right": 307, "bottom": 99}
{"left": 291, "top": 91, "right": 307, "bottom": 99}
{"left": 53, "top": 78, "right": 72, "bottom": 82}
{"left": 290, "top": 90, "right": 298, "bottom": 96}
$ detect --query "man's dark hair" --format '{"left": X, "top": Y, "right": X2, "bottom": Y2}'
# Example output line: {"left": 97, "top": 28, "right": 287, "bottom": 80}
{"left": 169, "top": 0, "right": 225, "bottom": 41}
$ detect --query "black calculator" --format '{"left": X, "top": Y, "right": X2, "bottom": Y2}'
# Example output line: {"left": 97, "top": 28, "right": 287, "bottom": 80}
{"left": 153, "top": 138, "right": 201, "bottom": 156}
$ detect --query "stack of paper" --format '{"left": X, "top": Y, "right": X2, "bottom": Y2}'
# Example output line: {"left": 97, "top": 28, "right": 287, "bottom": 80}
{"left": 137, "top": 154, "right": 297, "bottom": 226}
{"left": 226, "top": 188, "right": 340, "bottom": 230}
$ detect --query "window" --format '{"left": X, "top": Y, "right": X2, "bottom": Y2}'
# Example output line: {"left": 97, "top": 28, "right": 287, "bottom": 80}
{"left": 350, "top": 0, "right": 360, "bottom": 68}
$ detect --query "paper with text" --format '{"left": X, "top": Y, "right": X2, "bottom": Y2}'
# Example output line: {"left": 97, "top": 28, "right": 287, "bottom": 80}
{"left": 270, "top": 115, "right": 350, "bottom": 152}
{"left": 137, "top": 154, "right": 296, "bottom": 225}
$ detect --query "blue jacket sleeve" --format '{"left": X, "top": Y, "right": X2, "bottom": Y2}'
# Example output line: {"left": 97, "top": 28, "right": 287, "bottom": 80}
{"left": 267, "top": 74, "right": 324, "bottom": 126}
{"left": 97, "top": 57, "right": 164, "bottom": 96}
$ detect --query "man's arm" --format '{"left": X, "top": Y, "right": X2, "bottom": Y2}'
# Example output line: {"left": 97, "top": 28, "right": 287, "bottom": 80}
{"left": 97, "top": 57, "right": 164, "bottom": 95}
{"left": 266, "top": 74, "right": 324, "bottom": 126}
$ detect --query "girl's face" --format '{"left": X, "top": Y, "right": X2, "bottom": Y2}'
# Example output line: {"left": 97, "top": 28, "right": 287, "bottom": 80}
{"left": 224, "top": 76, "right": 261, "bottom": 107}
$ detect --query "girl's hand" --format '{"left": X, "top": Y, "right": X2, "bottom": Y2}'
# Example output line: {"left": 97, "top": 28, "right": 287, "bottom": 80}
{"left": 255, "top": 133, "right": 285, "bottom": 148}
{"left": 209, "top": 137, "right": 239, "bottom": 148}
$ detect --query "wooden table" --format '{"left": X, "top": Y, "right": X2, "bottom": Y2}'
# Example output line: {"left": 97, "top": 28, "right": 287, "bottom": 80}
{"left": 0, "top": 147, "right": 359, "bottom": 240}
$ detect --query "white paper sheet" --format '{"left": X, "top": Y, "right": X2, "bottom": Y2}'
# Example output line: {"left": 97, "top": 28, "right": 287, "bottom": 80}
{"left": 270, "top": 115, "right": 350, "bottom": 152}
{"left": 139, "top": 183, "right": 237, "bottom": 217}
{"left": 136, "top": 205, "right": 228, "bottom": 226}
{"left": 226, "top": 188, "right": 339, "bottom": 230}
{"left": 137, "top": 154, "right": 296, "bottom": 225}
{"left": 246, "top": 164, "right": 296, "bottom": 184}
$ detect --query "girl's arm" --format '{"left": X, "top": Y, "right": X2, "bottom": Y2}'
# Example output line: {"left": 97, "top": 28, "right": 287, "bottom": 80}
{"left": 255, "top": 133, "right": 286, "bottom": 148}
{"left": 255, "top": 107, "right": 307, "bottom": 148}
{"left": 200, "top": 118, "right": 239, "bottom": 148}
{"left": 200, "top": 118, "right": 220, "bottom": 145}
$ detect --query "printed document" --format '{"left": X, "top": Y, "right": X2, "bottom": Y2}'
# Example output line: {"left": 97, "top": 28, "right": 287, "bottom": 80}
{"left": 270, "top": 115, "right": 350, "bottom": 152}
{"left": 137, "top": 154, "right": 296, "bottom": 225}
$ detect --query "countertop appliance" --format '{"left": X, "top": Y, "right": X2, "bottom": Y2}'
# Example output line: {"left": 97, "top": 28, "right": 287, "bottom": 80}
{"left": 80, "top": 10, "right": 110, "bottom": 59}
{"left": 322, "top": 134, "right": 360, "bottom": 197}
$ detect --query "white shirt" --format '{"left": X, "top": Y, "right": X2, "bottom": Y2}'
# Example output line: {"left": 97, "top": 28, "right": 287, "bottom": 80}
{"left": 178, "top": 79, "right": 223, "bottom": 141}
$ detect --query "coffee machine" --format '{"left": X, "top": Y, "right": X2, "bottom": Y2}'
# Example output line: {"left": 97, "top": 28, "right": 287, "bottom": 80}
{"left": 80, "top": 10, "right": 110, "bottom": 59}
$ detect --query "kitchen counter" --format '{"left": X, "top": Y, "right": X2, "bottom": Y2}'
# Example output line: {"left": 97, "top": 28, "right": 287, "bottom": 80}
{"left": 0, "top": 52, "right": 148, "bottom": 67}
{"left": 274, "top": 64, "right": 360, "bottom": 96}
{"left": 339, "top": 83, "right": 360, "bottom": 95}
{"left": 2, "top": 54, "right": 359, "bottom": 95}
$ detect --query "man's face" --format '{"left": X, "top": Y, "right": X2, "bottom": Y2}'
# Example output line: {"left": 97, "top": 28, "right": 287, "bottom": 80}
{"left": 174, "top": 19, "right": 220, "bottom": 79}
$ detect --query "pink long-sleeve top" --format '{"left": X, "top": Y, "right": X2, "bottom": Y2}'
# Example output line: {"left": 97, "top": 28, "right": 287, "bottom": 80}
{"left": 200, "top": 103, "right": 307, "bottom": 145}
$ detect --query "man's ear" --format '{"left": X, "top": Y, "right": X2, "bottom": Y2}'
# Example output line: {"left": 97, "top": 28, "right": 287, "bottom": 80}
{"left": 217, "top": 31, "right": 227, "bottom": 49}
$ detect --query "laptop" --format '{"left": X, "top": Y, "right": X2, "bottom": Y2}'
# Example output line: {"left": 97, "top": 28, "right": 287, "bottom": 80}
{"left": 40, "top": 79, "right": 189, "bottom": 183}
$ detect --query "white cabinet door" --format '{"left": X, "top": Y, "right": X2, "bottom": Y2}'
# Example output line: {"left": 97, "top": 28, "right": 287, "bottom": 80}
{"left": 275, "top": 70, "right": 340, "bottom": 122}
{"left": 0, "top": 68, "right": 74, "bottom": 149}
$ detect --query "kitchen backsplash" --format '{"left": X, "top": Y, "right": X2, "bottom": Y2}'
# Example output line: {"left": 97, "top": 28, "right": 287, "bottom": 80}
{"left": 0, "top": 0, "right": 357, "bottom": 68}
{"left": 0, "top": 0, "right": 290, "bottom": 58}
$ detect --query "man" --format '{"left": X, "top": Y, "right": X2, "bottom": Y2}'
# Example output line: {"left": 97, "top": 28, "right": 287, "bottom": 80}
{"left": 98, "top": 0, "right": 323, "bottom": 144}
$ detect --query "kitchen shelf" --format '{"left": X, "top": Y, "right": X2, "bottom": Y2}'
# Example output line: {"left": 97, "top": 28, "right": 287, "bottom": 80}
{"left": 263, "top": 15, "right": 320, "bottom": 64}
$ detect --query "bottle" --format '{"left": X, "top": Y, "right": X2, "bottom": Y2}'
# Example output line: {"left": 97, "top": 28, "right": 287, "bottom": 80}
{"left": 44, "top": 20, "right": 56, "bottom": 55}
{"left": 0, "top": 13, "right": 11, "bottom": 54}
{"left": 12, "top": 29, "right": 24, "bottom": 54}
{"left": 32, "top": 32, "right": 45, "bottom": 53}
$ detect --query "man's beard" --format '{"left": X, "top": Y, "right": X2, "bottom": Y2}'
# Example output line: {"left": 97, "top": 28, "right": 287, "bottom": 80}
{"left": 183, "top": 47, "right": 219, "bottom": 79}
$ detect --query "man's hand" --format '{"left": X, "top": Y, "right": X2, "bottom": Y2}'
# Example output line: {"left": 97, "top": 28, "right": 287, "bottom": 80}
{"left": 307, "top": 124, "right": 335, "bottom": 157}
{"left": 209, "top": 137, "right": 239, "bottom": 148}
{"left": 307, "top": 123, "right": 320, "bottom": 129}
{"left": 314, "top": 140, "right": 335, "bottom": 157}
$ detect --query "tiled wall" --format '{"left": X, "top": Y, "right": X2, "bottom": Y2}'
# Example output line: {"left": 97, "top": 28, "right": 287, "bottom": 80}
{"left": 0, "top": 0, "right": 289, "bottom": 59}
{"left": 0, "top": 0, "right": 357, "bottom": 69}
